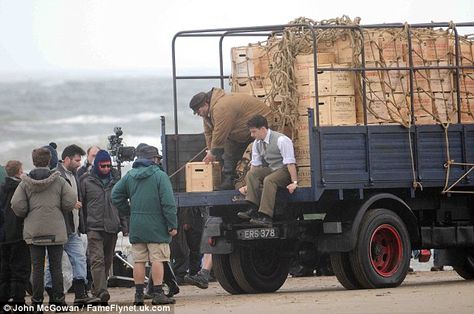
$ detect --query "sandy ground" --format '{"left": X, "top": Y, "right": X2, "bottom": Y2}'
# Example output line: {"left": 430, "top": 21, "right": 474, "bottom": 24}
{"left": 47, "top": 269, "right": 473, "bottom": 314}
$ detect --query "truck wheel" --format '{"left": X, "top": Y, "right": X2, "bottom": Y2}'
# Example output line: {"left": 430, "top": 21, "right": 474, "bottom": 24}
{"left": 453, "top": 248, "right": 474, "bottom": 280}
{"left": 229, "top": 243, "right": 290, "bottom": 293}
{"left": 350, "top": 208, "right": 411, "bottom": 288}
{"left": 330, "top": 252, "right": 363, "bottom": 290}
{"left": 212, "top": 254, "right": 245, "bottom": 294}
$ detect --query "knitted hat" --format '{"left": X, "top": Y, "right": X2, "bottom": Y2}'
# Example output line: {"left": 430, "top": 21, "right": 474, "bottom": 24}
{"left": 137, "top": 145, "right": 161, "bottom": 160}
{"left": 93, "top": 150, "right": 112, "bottom": 177}
{"left": 43, "top": 142, "right": 58, "bottom": 170}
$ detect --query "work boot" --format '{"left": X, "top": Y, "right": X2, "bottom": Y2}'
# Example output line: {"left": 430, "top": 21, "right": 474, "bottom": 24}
{"left": 152, "top": 292, "right": 176, "bottom": 305}
{"left": 215, "top": 174, "right": 235, "bottom": 190}
{"left": 96, "top": 290, "right": 110, "bottom": 305}
{"left": 184, "top": 272, "right": 209, "bottom": 289}
{"left": 50, "top": 294, "right": 69, "bottom": 313}
{"left": 249, "top": 212, "right": 273, "bottom": 228}
{"left": 31, "top": 299, "right": 43, "bottom": 314}
{"left": 133, "top": 292, "right": 144, "bottom": 306}
{"left": 72, "top": 279, "right": 100, "bottom": 307}
{"left": 237, "top": 208, "right": 258, "bottom": 220}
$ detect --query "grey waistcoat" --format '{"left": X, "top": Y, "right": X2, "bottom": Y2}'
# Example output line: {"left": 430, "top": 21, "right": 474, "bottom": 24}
{"left": 256, "top": 130, "right": 285, "bottom": 170}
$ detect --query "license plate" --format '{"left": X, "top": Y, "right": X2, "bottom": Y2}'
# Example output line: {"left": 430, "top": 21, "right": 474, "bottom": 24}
{"left": 236, "top": 228, "right": 279, "bottom": 240}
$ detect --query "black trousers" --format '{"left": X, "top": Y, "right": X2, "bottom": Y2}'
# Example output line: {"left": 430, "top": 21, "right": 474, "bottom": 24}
{"left": 171, "top": 207, "right": 203, "bottom": 279}
{"left": 29, "top": 244, "right": 64, "bottom": 303}
{"left": 0, "top": 241, "right": 31, "bottom": 304}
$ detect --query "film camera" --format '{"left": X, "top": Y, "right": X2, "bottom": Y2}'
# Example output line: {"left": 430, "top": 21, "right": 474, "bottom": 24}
{"left": 107, "top": 127, "right": 136, "bottom": 163}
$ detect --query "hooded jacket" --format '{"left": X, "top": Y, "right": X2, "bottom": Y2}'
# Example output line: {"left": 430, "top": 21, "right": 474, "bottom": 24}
{"left": 111, "top": 161, "right": 177, "bottom": 244}
{"left": 0, "top": 176, "right": 24, "bottom": 244}
{"left": 203, "top": 88, "right": 273, "bottom": 150}
{"left": 11, "top": 167, "right": 76, "bottom": 245}
{"left": 80, "top": 169, "right": 126, "bottom": 234}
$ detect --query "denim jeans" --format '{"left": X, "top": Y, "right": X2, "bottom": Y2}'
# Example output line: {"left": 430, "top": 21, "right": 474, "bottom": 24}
{"left": 45, "top": 233, "right": 87, "bottom": 288}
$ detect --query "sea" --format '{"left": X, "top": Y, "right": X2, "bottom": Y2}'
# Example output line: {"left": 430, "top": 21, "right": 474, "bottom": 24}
{"left": 0, "top": 74, "right": 215, "bottom": 171}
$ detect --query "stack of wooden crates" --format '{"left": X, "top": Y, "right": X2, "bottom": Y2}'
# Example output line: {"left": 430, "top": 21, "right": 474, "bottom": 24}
{"left": 230, "top": 26, "right": 474, "bottom": 188}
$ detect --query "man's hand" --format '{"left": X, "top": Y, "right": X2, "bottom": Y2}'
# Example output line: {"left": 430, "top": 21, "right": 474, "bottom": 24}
{"left": 74, "top": 201, "right": 82, "bottom": 210}
{"left": 286, "top": 182, "right": 298, "bottom": 194}
{"left": 203, "top": 151, "right": 215, "bottom": 164}
{"left": 239, "top": 186, "right": 248, "bottom": 195}
{"left": 169, "top": 229, "right": 178, "bottom": 237}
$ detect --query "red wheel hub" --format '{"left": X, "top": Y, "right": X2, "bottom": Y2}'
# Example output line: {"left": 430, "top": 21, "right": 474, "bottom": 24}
{"left": 369, "top": 224, "right": 403, "bottom": 277}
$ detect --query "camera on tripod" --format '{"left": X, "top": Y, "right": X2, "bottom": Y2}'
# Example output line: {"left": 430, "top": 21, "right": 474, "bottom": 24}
{"left": 107, "top": 127, "right": 136, "bottom": 163}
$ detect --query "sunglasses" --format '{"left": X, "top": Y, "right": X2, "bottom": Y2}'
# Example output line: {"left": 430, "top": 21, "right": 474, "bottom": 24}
{"left": 100, "top": 164, "right": 112, "bottom": 169}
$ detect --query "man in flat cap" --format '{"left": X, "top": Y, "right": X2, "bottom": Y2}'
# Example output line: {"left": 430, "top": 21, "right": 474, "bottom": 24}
{"left": 189, "top": 88, "right": 273, "bottom": 190}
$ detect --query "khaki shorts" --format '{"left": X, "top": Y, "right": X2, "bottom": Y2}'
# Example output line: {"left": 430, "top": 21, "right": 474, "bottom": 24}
{"left": 131, "top": 243, "right": 170, "bottom": 263}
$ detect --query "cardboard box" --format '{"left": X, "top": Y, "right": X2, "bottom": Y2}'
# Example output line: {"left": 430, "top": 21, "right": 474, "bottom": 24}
{"left": 185, "top": 162, "right": 221, "bottom": 192}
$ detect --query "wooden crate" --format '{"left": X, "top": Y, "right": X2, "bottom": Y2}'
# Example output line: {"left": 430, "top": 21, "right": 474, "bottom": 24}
{"left": 360, "top": 92, "right": 410, "bottom": 125}
{"left": 413, "top": 92, "right": 457, "bottom": 124}
{"left": 231, "top": 46, "right": 270, "bottom": 78}
{"left": 297, "top": 166, "right": 312, "bottom": 187}
{"left": 461, "top": 93, "right": 474, "bottom": 123}
{"left": 185, "top": 162, "right": 222, "bottom": 192}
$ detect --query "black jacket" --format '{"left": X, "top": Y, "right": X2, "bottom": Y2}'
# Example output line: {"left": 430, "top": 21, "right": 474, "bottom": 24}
{"left": 0, "top": 176, "right": 24, "bottom": 244}
{"left": 57, "top": 162, "right": 86, "bottom": 235}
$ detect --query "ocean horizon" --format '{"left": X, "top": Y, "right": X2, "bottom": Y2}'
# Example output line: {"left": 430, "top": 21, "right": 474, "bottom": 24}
{"left": 0, "top": 73, "right": 224, "bottom": 171}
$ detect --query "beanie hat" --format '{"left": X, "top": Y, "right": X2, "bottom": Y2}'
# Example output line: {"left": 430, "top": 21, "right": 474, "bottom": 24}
{"left": 137, "top": 145, "right": 161, "bottom": 160}
{"left": 43, "top": 142, "right": 58, "bottom": 169}
{"left": 93, "top": 150, "right": 112, "bottom": 177}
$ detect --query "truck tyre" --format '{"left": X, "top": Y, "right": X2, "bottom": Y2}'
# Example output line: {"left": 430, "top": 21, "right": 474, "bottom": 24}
{"left": 229, "top": 243, "right": 290, "bottom": 293}
{"left": 350, "top": 208, "right": 411, "bottom": 288}
{"left": 330, "top": 252, "right": 363, "bottom": 290}
{"left": 212, "top": 254, "right": 245, "bottom": 294}
{"left": 453, "top": 248, "right": 474, "bottom": 280}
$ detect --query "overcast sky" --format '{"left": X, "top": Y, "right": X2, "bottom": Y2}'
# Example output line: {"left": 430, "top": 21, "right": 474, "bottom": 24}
{"left": 0, "top": 0, "right": 473, "bottom": 76}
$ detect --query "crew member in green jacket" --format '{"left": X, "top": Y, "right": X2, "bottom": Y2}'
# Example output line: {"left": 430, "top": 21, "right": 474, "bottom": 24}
{"left": 111, "top": 145, "right": 177, "bottom": 306}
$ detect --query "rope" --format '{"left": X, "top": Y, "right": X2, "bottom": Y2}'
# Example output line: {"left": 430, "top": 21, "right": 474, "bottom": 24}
{"left": 168, "top": 147, "right": 207, "bottom": 179}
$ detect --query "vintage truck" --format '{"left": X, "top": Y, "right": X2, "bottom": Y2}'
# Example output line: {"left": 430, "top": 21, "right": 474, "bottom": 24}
{"left": 161, "top": 21, "right": 474, "bottom": 293}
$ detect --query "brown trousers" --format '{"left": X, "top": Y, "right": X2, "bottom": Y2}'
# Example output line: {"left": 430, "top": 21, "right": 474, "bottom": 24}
{"left": 87, "top": 231, "right": 118, "bottom": 296}
{"left": 245, "top": 166, "right": 291, "bottom": 217}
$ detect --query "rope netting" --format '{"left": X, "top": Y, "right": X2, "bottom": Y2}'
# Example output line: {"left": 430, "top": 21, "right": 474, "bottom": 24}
{"left": 229, "top": 17, "right": 474, "bottom": 192}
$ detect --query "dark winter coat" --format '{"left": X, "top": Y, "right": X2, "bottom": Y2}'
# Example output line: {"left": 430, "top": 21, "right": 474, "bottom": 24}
{"left": 80, "top": 169, "right": 127, "bottom": 234}
{"left": 0, "top": 176, "right": 24, "bottom": 244}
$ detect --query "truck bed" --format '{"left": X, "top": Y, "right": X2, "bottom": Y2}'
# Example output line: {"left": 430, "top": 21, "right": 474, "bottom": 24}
{"left": 165, "top": 123, "right": 474, "bottom": 208}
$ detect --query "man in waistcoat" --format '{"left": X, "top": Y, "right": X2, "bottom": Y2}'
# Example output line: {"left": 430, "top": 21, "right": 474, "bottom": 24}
{"left": 237, "top": 115, "right": 298, "bottom": 227}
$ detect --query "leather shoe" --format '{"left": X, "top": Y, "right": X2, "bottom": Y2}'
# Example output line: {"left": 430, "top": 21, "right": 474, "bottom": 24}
{"left": 250, "top": 213, "right": 273, "bottom": 228}
{"left": 237, "top": 208, "right": 257, "bottom": 220}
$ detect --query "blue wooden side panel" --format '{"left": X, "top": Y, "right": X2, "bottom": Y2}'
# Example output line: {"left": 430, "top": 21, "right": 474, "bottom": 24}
{"left": 316, "top": 124, "right": 474, "bottom": 190}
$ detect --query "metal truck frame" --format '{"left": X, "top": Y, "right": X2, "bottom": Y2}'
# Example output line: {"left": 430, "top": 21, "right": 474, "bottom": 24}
{"left": 162, "top": 21, "right": 474, "bottom": 293}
